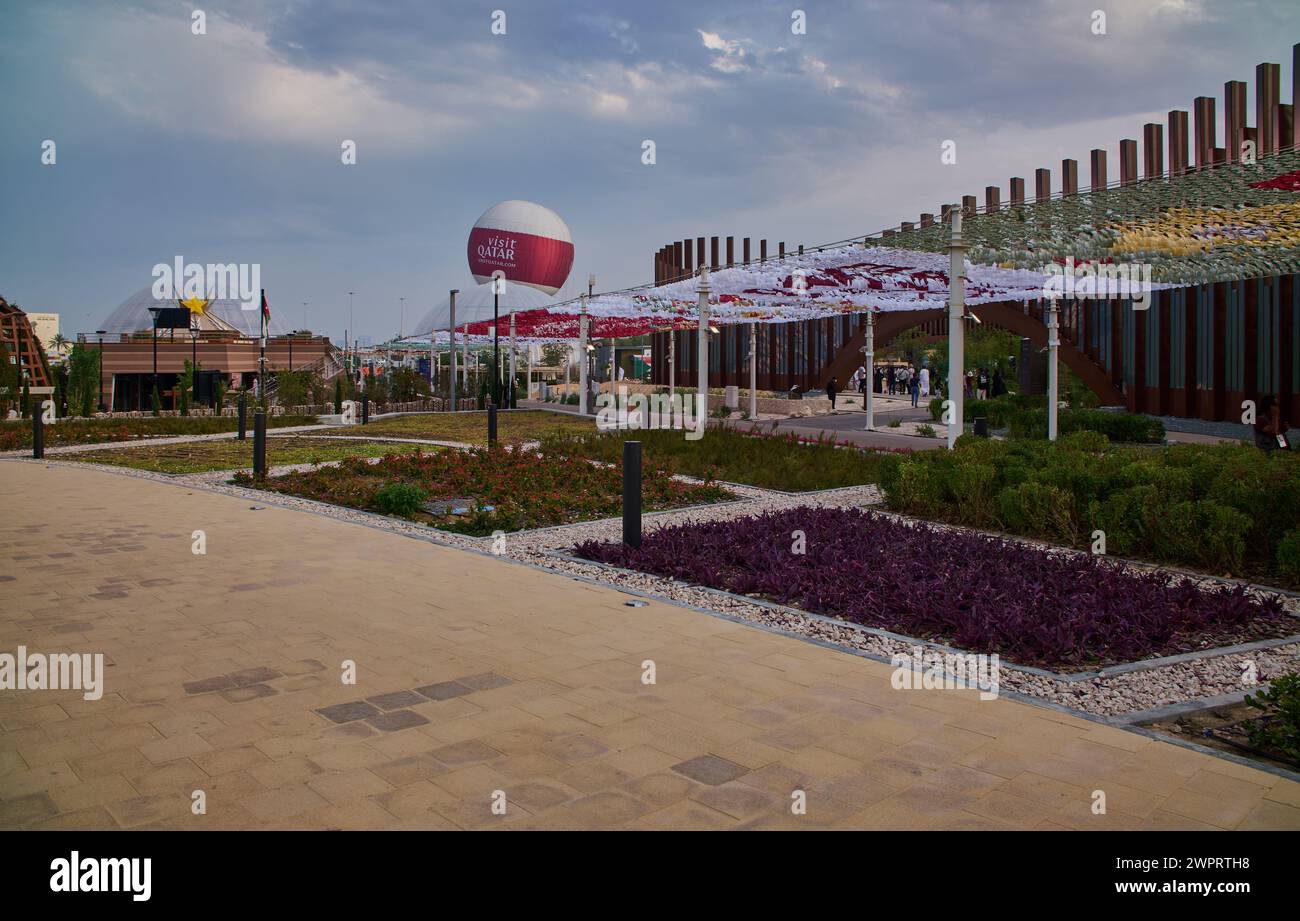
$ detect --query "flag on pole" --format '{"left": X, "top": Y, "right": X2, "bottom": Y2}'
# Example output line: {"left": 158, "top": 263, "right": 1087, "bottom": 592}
{"left": 260, "top": 290, "right": 271, "bottom": 337}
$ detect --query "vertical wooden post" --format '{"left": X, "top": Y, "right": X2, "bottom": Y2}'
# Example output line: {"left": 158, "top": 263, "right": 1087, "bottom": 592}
{"left": 1090, "top": 149, "right": 1108, "bottom": 190}
{"left": 1194, "top": 96, "right": 1216, "bottom": 169}
{"left": 1119, "top": 139, "right": 1137, "bottom": 185}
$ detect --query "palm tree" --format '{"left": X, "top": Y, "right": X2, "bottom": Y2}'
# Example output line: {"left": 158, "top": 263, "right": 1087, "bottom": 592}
{"left": 49, "top": 333, "right": 70, "bottom": 357}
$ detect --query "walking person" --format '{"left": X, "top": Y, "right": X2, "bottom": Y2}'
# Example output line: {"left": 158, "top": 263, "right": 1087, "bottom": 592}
{"left": 909, "top": 366, "right": 920, "bottom": 408}
{"left": 918, "top": 365, "right": 930, "bottom": 399}
{"left": 826, "top": 376, "right": 839, "bottom": 412}
{"left": 1254, "top": 395, "right": 1291, "bottom": 452}
{"left": 976, "top": 367, "right": 989, "bottom": 401}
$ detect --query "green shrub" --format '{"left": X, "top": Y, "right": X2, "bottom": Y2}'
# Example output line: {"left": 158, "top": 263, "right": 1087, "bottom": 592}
{"left": 1278, "top": 529, "right": 1300, "bottom": 586}
{"left": 1007, "top": 408, "right": 1164, "bottom": 443}
{"left": 1245, "top": 672, "right": 1300, "bottom": 762}
{"left": 373, "top": 482, "right": 428, "bottom": 518}
{"left": 878, "top": 436, "right": 1300, "bottom": 586}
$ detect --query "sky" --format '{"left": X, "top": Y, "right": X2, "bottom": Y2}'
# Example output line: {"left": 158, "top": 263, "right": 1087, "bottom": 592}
{"left": 2, "top": 0, "right": 1298, "bottom": 343}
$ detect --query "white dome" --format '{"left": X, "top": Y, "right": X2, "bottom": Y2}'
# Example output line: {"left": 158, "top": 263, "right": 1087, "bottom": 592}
{"left": 101, "top": 287, "right": 289, "bottom": 337}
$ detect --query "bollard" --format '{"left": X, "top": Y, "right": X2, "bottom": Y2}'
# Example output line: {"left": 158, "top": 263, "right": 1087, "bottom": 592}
{"left": 488, "top": 403, "right": 497, "bottom": 445}
{"left": 253, "top": 410, "right": 267, "bottom": 478}
{"left": 31, "top": 403, "right": 44, "bottom": 459}
{"left": 973, "top": 416, "right": 988, "bottom": 438}
{"left": 622, "top": 440, "right": 642, "bottom": 548}
{"left": 362, "top": 394, "right": 370, "bottom": 425}
{"left": 237, "top": 391, "right": 247, "bottom": 440}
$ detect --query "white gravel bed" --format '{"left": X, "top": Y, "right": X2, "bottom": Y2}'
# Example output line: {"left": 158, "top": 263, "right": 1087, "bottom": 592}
{"left": 11, "top": 453, "right": 1298, "bottom": 720}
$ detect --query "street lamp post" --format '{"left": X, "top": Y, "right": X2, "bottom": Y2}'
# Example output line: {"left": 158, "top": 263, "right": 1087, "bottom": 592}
{"left": 579, "top": 294, "right": 589, "bottom": 416}
{"left": 399, "top": 297, "right": 406, "bottom": 339}
{"left": 147, "top": 307, "right": 160, "bottom": 411}
{"left": 863, "top": 308, "right": 876, "bottom": 431}
{"left": 946, "top": 208, "right": 967, "bottom": 450}
{"left": 449, "top": 289, "right": 458, "bottom": 410}
{"left": 697, "top": 268, "right": 710, "bottom": 422}
{"left": 348, "top": 291, "right": 355, "bottom": 371}
{"left": 492, "top": 275, "right": 503, "bottom": 406}
{"left": 95, "top": 330, "right": 107, "bottom": 412}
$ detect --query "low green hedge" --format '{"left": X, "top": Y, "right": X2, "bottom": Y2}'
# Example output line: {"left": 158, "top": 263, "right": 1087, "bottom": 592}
{"left": 877, "top": 433, "right": 1300, "bottom": 587}
{"left": 1006, "top": 408, "right": 1165, "bottom": 443}
{"left": 927, "top": 393, "right": 1045, "bottom": 428}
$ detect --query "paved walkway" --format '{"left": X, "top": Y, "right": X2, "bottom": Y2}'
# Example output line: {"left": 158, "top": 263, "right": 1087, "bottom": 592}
{"left": 2, "top": 461, "right": 1297, "bottom": 830}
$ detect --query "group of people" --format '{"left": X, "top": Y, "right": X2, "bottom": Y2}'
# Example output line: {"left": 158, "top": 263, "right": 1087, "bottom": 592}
{"left": 833, "top": 363, "right": 935, "bottom": 409}
{"left": 965, "top": 366, "right": 1007, "bottom": 401}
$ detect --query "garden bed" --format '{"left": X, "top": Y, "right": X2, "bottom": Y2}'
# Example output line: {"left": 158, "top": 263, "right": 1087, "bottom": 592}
{"left": 316, "top": 409, "right": 593, "bottom": 445}
{"left": 573, "top": 506, "right": 1295, "bottom": 670}
{"left": 239, "top": 445, "right": 734, "bottom": 535}
{"left": 1141, "top": 688, "right": 1300, "bottom": 773}
{"left": 539, "top": 426, "right": 894, "bottom": 491}
{"left": 65, "top": 436, "right": 426, "bottom": 474}
{"left": 0, "top": 414, "right": 319, "bottom": 451}
{"left": 878, "top": 432, "right": 1300, "bottom": 589}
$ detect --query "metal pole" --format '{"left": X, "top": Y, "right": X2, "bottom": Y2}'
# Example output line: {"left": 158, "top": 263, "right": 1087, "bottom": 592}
{"left": 31, "top": 402, "right": 44, "bottom": 459}
{"left": 97, "top": 333, "right": 105, "bottom": 412}
{"left": 508, "top": 310, "right": 517, "bottom": 408}
{"left": 492, "top": 282, "right": 500, "bottom": 406}
{"left": 362, "top": 392, "right": 369, "bottom": 425}
{"left": 668, "top": 329, "right": 675, "bottom": 401}
{"left": 864, "top": 309, "right": 875, "bottom": 431}
{"left": 488, "top": 402, "right": 498, "bottom": 444}
{"left": 449, "top": 289, "right": 458, "bottom": 411}
{"left": 252, "top": 409, "right": 266, "bottom": 477}
{"left": 579, "top": 294, "right": 589, "bottom": 416}
{"left": 696, "top": 267, "right": 711, "bottom": 422}
{"left": 748, "top": 322, "right": 758, "bottom": 419}
{"left": 622, "top": 440, "right": 642, "bottom": 548}
{"left": 237, "top": 390, "right": 247, "bottom": 440}
{"left": 946, "top": 207, "right": 966, "bottom": 450}
{"left": 461, "top": 324, "right": 469, "bottom": 391}
{"left": 1047, "top": 298, "right": 1060, "bottom": 442}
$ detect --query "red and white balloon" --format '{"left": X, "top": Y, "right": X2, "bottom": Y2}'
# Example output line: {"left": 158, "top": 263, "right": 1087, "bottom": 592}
{"left": 467, "top": 200, "right": 574, "bottom": 296}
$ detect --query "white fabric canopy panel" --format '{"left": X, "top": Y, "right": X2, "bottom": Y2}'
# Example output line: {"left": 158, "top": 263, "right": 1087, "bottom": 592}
{"left": 557, "top": 243, "right": 1156, "bottom": 327}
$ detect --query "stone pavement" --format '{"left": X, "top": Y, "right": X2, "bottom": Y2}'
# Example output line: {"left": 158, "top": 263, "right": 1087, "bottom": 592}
{"left": 2, "top": 461, "right": 1298, "bottom": 830}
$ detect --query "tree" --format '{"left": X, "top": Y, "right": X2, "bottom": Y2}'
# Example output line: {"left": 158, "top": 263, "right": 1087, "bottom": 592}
{"left": 178, "top": 359, "right": 197, "bottom": 416}
{"left": 150, "top": 385, "right": 161, "bottom": 416}
{"left": 334, "top": 376, "right": 344, "bottom": 413}
{"left": 66, "top": 343, "right": 99, "bottom": 417}
{"left": 50, "top": 333, "right": 70, "bottom": 358}
{"left": 541, "top": 343, "right": 569, "bottom": 368}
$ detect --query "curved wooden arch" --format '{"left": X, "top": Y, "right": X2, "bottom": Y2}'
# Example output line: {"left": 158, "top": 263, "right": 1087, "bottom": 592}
{"left": 826, "top": 302, "right": 1124, "bottom": 405}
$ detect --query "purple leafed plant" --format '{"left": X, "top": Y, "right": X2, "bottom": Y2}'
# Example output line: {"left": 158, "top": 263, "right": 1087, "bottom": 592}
{"left": 574, "top": 507, "right": 1293, "bottom": 669}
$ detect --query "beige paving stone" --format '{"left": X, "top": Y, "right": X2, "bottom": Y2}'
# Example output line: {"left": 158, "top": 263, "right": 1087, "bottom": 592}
{"left": 2, "top": 461, "right": 1296, "bottom": 831}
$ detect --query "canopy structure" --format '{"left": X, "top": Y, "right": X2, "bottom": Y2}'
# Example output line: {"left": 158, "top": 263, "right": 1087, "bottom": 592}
{"left": 875, "top": 147, "right": 1300, "bottom": 284}
{"left": 413, "top": 282, "right": 559, "bottom": 337}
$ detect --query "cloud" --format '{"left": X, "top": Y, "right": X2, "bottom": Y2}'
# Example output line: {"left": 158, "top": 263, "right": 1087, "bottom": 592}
{"left": 68, "top": 9, "right": 464, "bottom": 151}
{"left": 697, "top": 30, "right": 751, "bottom": 73}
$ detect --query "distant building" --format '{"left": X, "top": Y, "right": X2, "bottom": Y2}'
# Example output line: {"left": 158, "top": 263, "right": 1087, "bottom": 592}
{"left": 27, "top": 312, "right": 61, "bottom": 354}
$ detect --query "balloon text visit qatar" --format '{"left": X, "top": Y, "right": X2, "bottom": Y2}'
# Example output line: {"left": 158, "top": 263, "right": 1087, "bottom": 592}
{"left": 466, "top": 200, "right": 574, "bottom": 296}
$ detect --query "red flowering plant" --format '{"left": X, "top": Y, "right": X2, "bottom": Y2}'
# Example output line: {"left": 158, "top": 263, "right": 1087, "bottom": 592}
{"left": 245, "top": 446, "right": 733, "bottom": 536}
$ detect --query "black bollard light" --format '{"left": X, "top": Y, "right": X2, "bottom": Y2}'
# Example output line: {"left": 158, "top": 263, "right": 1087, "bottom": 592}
{"left": 31, "top": 402, "right": 44, "bottom": 459}
{"left": 622, "top": 439, "right": 641, "bottom": 548}
{"left": 252, "top": 410, "right": 267, "bottom": 478}
{"left": 488, "top": 402, "right": 497, "bottom": 445}
{"left": 362, "top": 394, "right": 370, "bottom": 425}
{"left": 973, "top": 416, "right": 989, "bottom": 438}
{"left": 237, "top": 391, "right": 247, "bottom": 440}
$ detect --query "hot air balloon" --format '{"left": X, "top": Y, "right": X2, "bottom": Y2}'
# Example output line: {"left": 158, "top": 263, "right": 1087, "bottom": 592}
{"left": 467, "top": 200, "right": 574, "bottom": 296}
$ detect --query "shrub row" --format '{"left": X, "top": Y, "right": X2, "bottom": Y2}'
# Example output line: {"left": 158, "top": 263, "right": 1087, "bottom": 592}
{"left": 927, "top": 394, "right": 1163, "bottom": 443}
{"left": 0, "top": 414, "right": 318, "bottom": 451}
{"left": 877, "top": 432, "right": 1300, "bottom": 587}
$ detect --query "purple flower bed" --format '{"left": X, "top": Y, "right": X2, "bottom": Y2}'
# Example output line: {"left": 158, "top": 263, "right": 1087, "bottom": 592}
{"left": 573, "top": 507, "right": 1294, "bottom": 669}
